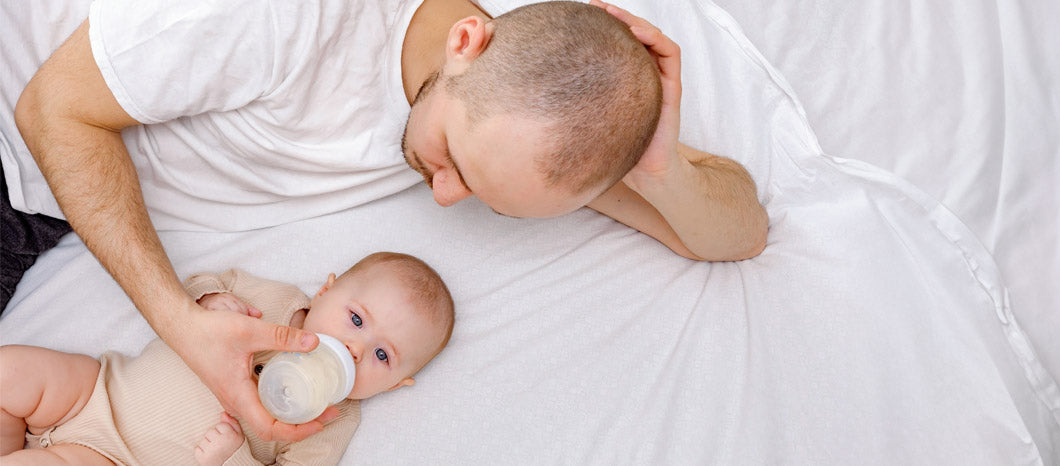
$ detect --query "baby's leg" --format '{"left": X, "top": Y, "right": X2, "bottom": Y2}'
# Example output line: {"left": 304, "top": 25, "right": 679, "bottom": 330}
{"left": 2, "top": 443, "right": 115, "bottom": 465}
{"left": 0, "top": 345, "right": 100, "bottom": 455}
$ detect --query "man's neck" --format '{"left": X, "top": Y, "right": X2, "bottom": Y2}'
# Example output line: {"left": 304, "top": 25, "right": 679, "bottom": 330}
{"left": 401, "top": 0, "right": 490, "bottom": 104}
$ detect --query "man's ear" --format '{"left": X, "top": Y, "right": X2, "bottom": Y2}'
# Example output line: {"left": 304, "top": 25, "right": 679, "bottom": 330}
{"left": 445, "top": 16, "right": 493, "bottom": 72}
{"left": 387, "top": 377, "right": 416, "bottom": 392}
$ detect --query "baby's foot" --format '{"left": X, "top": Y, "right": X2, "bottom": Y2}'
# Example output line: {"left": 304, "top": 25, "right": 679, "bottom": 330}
{"left": 195, "top": 412, "right": 245, "bottom": 466}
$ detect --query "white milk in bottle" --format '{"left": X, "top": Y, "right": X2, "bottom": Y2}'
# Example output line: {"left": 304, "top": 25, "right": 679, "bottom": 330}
{"left": 257, "top": 333, "right": 356, "bottom": 424}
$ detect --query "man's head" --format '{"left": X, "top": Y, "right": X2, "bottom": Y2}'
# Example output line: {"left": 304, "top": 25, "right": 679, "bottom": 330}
{"left": 303, "top": 252, "right": 455, "bottom": 400}
{"left": 402, "top": 1, "right": 662, "bottom": 217}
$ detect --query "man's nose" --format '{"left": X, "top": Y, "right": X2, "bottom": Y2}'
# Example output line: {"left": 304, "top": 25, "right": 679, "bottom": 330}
{"left": 432, "top": 169, "right": 472, "bottom": 207}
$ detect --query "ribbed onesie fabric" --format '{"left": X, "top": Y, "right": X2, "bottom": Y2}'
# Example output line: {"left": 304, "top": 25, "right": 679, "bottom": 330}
{"left": 26, "top": 269, "right": 361, "bottom": 465}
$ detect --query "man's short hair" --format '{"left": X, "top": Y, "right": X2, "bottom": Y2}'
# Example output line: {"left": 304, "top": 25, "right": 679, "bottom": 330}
{"left": 341, "top": 252, "right": 455, "bottom": 353}
{"left": 446, "top": 1, "right": 663, "bottom": 195}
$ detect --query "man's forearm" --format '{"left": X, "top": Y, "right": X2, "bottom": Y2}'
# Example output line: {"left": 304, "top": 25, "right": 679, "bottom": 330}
{"left": 633, "top": 143, "right": 768, "bottom": 261}
{"left": 14, "top": 21, "right": 191, "bottom": 337}
{"left": 586, "top": 2, "right": 768, "bottom": 261}
{"left": 19, "top": 117, "right": 191, "bottom": 333}
{"left": 14, "top": 21, "right": 330, "bottom": 442}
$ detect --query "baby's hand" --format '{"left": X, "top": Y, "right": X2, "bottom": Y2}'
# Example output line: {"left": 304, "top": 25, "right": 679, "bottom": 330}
{"left": 197, "top": 292, "right": 262, "bottom": 318}
{"left": 195, "top": 412, "right": 246, "bottom": 466}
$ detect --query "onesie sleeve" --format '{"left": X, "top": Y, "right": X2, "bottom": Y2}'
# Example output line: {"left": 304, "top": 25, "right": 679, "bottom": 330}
{"left": 274, "top": 400, "right": 361, "bottom": 465}
{"left": 185, "top": 269, "right": 310, "bottom": 326}
{"left": 87, "top": 0, "right": 311, "bottom": 124}
{"left": 221, "top": 439, "right": 263, "bottom": 466}
{"left": 183, "top": 269, "right": 242, "bottom": 301}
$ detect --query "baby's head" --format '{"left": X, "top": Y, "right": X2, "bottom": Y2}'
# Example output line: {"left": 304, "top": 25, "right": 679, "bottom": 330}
{"left": 301, "top": 252, "right": 454, "bottom": 400}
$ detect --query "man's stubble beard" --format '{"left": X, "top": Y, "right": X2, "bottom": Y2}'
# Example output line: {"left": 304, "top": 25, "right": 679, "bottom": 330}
{"left": 401, "top": 71, "right": 443, "bottom": 187}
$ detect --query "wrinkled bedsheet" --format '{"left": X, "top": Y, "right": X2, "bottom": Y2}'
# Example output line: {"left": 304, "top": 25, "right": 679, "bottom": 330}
{"left": 2, "top": 0, "right": 1057, "bottom": 463}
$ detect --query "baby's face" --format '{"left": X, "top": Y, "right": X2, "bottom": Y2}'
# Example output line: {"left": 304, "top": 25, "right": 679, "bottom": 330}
{"left": 302, "top": 265, "right": 445, "bottom": 399}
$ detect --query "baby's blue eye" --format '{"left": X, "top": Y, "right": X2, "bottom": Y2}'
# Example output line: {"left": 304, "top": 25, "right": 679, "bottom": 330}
{"left": 351, "top": 313, "right": 362, "bottom": 327}
{"left": 375, "top": 348, "right": 388, "bottom": 362}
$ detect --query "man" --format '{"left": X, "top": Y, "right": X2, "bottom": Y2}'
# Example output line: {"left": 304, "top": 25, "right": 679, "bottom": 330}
{"left": 6, "top": 0, "right": 766, "bottom": 442}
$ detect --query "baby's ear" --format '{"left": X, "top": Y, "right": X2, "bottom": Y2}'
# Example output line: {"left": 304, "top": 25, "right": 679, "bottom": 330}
{"left": 387, "top": 377, "right": 416, "bottom": 392}
{"left": 314, "top": 273, "right": 337, "bottom": 298}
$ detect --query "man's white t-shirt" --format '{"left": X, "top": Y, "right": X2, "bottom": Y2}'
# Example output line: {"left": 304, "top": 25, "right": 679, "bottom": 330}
{"left": 3, "top": 0, "right": 425, "bottom": 231}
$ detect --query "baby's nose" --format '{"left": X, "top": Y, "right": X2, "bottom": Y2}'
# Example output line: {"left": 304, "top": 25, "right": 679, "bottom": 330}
{"left": 346, "top": 341, "right": 364, "bottom": 363}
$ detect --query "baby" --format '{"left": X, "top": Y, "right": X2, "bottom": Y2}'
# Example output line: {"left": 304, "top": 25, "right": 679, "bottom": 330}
{"left": 0, "top": 251, "right": 454, "bottom": 465}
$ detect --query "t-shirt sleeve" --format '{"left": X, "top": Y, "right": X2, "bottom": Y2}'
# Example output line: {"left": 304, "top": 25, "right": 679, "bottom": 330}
{"left": 88, "top": 0, "right": 302, "bottom": 124}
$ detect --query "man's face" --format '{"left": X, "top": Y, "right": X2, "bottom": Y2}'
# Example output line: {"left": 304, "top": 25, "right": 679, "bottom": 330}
{"left": 401, "top": 75, "right": 598, "bottom": 218}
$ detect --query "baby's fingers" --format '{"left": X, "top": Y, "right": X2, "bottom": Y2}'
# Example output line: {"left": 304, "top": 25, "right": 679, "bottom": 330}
{"left": 219, "top": 294, "right": 261, "bottom": 317}
{"left": 240, "top": 303, "right": 262, "bottom": 318}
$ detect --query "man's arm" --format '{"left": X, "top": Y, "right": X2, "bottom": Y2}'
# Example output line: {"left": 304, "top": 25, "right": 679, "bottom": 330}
{"left": 587, "top": 1, "right": 768, "bottom": 262}
{"left": 588, "top": 150, "right": 767, "bottom": 261}
{"left": 14, "top": 21, "right": 331, "bottom": 441}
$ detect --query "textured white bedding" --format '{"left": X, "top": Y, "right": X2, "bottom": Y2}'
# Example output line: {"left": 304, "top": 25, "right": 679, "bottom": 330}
{"left": 712, "top": 0, "right": 1060, "bottom": 397}
{"left": 2, "top": 0, "right": 1057, "bottom": 463}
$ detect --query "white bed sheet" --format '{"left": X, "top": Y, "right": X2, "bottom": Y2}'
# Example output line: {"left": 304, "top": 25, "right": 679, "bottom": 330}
{"left": 2, "top": 0, "right": 1058, "bottom": 464}
{"left": 711, "top": 0, "right": 1060, "bottom": 381}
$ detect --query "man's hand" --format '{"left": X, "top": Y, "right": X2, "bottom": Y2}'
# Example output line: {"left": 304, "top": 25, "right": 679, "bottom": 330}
{"left": 589, "top": 0, "right": 681, "bottom": 191}
{"left": 17, "top": 19, "right": 339, "bottom": 443}
{"left": 187, "top": 292, "right": 340, "bottom": 440}
{"left": 166, "top": 299, "right": 340, "bottom": 442}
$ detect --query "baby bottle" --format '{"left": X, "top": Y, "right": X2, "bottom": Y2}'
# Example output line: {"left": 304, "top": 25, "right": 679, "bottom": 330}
{"left": 257, "top": 333, "right": 356, "bottom": 424}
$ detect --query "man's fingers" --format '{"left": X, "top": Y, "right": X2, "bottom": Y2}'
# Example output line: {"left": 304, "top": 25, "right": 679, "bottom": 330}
{"left": 186, "top": 307, "right": 323, "bottom": 442}
{"left": 314, "top": 405, "right": 341, "bottom": 425}
{"left": 596, "top": 1, "right": 654, "bottom": 34}
{"left": 590, "top": 1, "right": 681, "bottom": 101}
{"left": 245, "top": 319, "right": 318, "bottom": 353}
{"left": 229, "top": 374, "right": 324, "bottom": 442}
{"left": 271, "top": 419, "right": 326, "bottom": 442}
{"left": 276, "top": 322, "right": 318, "bottom": 353}
{"left": 629, "top": 26, "right": 680, "bottom": 62}
{"left": 234, "top": 396, "right": 278, "bottom": 441}
{"left": 623, "top": 19, "right": 680, "bottom": 78}
{"left": 631, "top": 27, "right": 682, "bottom": 107}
